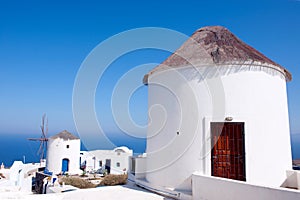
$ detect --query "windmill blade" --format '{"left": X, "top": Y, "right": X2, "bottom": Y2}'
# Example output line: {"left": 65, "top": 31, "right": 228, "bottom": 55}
{"left": 40, "top": 125, "right": 44, "bottom": 134}
{"left": 37, "top": 141, "right": 44, "bottom": 156}
{"left": 40, "top": 144, "right": 45, "bottom": 161}
{"left": 28, "top": 138, "right": 42, "bottom": 141}
{"left": 28, "top": 138, "right": 48, "bottom": 141}
{"left": 41, "top": 114, "right": 47, "bottom": 138}
{"left": 28, "top": 114, "right": 49, "bottom": 161}
{"left": 40, "top": 121, "right": 44, "bottom": 134}
{"left": 39, "top": 141, "right": 47, "bottom": 160}
{"left": 42, "top": 113, "right": 46, "bottom": 125}
{"left": 45, "top": 116, "right": 48, "bottom": 138}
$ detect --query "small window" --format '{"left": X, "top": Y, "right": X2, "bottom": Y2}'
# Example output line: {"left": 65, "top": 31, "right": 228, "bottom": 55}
{"left": 66, "top": 145, "right": 70, "bottom": 149}
{"left": 117, "top": 152, "right": 120, "bottom": 156}
{"left": 99, "top": 160, "right": 102, "bottom": 167}
{"left": 116, "top": 162, "right": 120, "bottom": 167}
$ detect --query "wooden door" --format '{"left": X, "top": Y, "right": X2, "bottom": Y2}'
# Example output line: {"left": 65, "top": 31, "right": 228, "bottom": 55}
{"left": 211, "top": 122, "right": 246, "bottom": 181}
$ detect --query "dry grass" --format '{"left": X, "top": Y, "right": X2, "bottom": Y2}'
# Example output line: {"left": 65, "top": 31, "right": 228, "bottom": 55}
{"left": 98, "top": 174, "right": 128, "bottom": 186}
{"left": 60, "top": 176, "right": 96, "bottom": 189}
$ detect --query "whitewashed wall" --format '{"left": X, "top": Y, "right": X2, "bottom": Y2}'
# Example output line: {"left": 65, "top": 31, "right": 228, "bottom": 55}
{"left": 192, "top": 172, "right": 300, "bottom": 200}
{"left": 281, "top": 170, "right": 300, "bottom": 189}
{"left": 133, "top": 156, "right": 147, "bottom": 180}
{"left": 0, "top": 161, "right": 39, "bottom": 193}
{"left": 145, "top": 65, "right": 292, "bottom": 190}
{"left": 46, "top": 138, "right": 81, "bottom": 175}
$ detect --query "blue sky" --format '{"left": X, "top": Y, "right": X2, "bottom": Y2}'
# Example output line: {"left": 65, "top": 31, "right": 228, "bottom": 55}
{"left": 0, "top": 0, "right": 300, "bottom": 143}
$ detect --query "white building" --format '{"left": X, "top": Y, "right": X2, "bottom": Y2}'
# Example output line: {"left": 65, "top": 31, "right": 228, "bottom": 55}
{"left": 80, "top": 146, "right": 133, "bottom": 175}
{"left": 46, "top": 130, "right": 81, "bottom": 175}
{"left": 46, "top": 130, "right": 133, "bottom": 176}
{"left": 0, "top": 161, "right": 43, "bottom": 193}
{"left": 134, "top": 26, "right": 299, "bottom": 199}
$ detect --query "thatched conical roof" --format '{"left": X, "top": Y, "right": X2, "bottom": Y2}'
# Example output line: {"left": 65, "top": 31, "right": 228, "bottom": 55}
{"left": 50, "top": 130, "right": 79, "bottom": 140}
{"left": 143, "top": 26, "right": 291, "bottom": 84}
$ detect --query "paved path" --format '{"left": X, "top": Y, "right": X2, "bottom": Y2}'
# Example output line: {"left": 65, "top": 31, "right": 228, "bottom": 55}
{"left": 0, "top": 183, "right": 170, "bottom": 200}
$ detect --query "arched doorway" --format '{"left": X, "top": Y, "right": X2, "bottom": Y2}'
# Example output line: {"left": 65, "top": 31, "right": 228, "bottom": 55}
{"left": 62, "top": 158, "right": 69, "bottom": 173}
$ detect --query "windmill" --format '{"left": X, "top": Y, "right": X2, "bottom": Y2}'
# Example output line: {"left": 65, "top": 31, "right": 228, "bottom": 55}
{"left": 28, "top": 114, "right": 49, "bottom": 163}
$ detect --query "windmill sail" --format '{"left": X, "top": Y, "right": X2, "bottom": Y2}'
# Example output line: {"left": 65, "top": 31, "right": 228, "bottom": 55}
{"left": 28, "top": 114, "right": 49, "bottom": 162}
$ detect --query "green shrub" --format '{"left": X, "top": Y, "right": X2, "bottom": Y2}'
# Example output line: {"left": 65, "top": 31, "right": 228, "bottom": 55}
{"left": 80, "top": 170, "right": 88, "bottom": 177}
{"left": 60, "top": 177, "right": 96, "bottom": 189}
{"left": 99, "top": 174, "right": 127, "bottom": 186}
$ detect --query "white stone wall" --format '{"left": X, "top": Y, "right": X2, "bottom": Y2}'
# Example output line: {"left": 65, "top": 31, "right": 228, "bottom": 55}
{"left": 46, "top": 138, "right": 81, "bottom": 175}
{"left": 145, "top": 65, "right": 292, "bottom": 190}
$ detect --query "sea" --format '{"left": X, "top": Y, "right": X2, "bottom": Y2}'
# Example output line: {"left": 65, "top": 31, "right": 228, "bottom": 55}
{"left": 0, "top": 133, "right": 299, "bottom": 167}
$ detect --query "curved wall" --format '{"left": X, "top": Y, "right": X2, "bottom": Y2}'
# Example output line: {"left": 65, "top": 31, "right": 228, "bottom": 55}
{"left": 46, "top": 138, "right": 81, "bottom": 174}
{"left": 145, "top": 65, "right": 292, "bottom": 189}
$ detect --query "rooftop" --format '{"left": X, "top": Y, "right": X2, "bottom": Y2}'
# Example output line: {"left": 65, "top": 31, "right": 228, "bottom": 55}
{"left": 50, "top": 130, "right": 79, "bottom": 140}
{"left": 144, "top": 26, "right": 291, "bottom": 84}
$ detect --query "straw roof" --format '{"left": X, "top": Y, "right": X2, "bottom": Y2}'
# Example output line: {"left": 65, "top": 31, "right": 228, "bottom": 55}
{"left": 143, "top": 26, "right": 291, "bottom": 84}
{"left": 50, "top": 130, "right": 79, "bottom": 140}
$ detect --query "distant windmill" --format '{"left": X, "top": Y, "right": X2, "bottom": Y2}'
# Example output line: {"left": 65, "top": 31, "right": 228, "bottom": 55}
{"left": 28, "top": 114, "right": 49, "bottom": 163}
